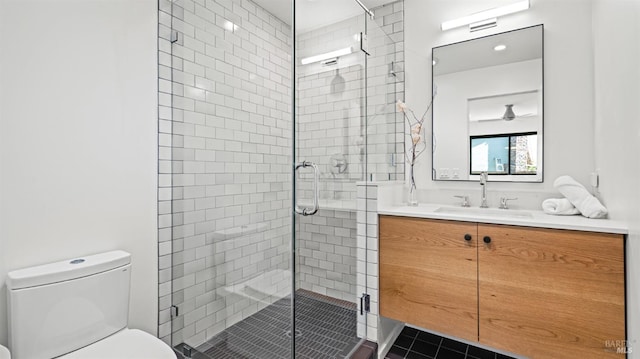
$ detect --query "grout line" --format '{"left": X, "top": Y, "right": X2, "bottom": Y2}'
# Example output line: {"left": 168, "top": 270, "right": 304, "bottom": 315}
{"left": 402, "top": 331, "right": 415, "bottom": 359}
{"left": 433, "top": 337, "right": 443, "bottom": 359}
{"left": 390, "top": 329, "right": 515, "bottom": 359}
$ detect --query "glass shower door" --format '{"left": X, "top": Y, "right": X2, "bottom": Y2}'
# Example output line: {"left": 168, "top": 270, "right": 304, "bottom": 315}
{"left": 292, "top": 1, "right": 403, "bottom": 357}
{"left": 293, "top": 2, "right": 369, "bottom": 355}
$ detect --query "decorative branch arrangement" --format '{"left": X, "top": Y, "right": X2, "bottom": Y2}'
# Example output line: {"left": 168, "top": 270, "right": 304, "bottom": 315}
{"left": 396, "top": 100, "right": 432, "bottom": 167}
{"left": 396, "top": 91, "right": 436, "bottom": 205}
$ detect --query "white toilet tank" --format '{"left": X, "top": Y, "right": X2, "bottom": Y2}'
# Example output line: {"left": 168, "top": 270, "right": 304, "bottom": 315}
{"left": 7, "top": 251, "right": 132, "bottom": 359}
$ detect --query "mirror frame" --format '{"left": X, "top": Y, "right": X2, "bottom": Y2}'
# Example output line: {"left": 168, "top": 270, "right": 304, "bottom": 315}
{"left": 431, "top": 24, "right": 544, "bottom": 182}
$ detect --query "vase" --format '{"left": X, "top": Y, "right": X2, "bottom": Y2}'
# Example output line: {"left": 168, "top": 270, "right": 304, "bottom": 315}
{"left": 408, "top": 164, "right": 418, "bottom": 206}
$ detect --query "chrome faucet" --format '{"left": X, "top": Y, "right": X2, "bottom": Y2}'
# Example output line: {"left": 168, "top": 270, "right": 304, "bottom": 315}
{"left": 454, "top": 195, "right": 470, "bottom": 207}
{"left": 499, "top": 197, "right": 518, "bottom": 209}
{"left": 479, "top": 172, "right": 489, "bottom": 208}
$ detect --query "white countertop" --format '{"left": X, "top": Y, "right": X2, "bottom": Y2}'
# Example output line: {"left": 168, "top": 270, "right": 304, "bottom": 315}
{"left": 378, "top": 203, "right": 628, "bottom": 234}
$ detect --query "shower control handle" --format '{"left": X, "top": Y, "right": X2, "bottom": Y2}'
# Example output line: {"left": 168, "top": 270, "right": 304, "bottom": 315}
{"left": 294, "top": 161, "right": 320, "bottom": 216}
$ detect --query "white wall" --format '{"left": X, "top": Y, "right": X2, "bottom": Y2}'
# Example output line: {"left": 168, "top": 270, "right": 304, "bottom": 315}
{"left": 592, "top": 0, "right": 640, "bottom": 355}
{"left": 405, "top": 0, "right": 595, "bottom": 200}
{"left": 0, "top": 0, "right": 158, "bottom": 346}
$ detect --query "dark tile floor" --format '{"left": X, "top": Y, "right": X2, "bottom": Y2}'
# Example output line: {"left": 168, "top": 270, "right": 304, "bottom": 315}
{"left": 385, "top": 327, "right": 515, "bottom": 359}
{"left": 176, "top": 290, "right": 360, "bottom": 359}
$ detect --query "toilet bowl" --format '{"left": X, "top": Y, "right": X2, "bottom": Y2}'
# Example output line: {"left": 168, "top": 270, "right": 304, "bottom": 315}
{"left": 0, "top": 345, "right": 10, "bottom": 359}
{"left": 60, "top": 329, "right": 172, "bottom": 359}
{"left": 6, "top": 251, "right": 175, "bottom": 359}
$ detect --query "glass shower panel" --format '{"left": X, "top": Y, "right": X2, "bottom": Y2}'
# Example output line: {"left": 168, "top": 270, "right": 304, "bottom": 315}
{"left": 163, "top": 0, "right": 294, "bottom": 357}
{"left": 365, "top": 4, "right": 405, "bottom": 183}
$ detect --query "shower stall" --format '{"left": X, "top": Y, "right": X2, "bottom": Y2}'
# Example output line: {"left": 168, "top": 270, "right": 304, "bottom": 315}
{"left": 157, "top": 0, "right": 404, "bottom": 357}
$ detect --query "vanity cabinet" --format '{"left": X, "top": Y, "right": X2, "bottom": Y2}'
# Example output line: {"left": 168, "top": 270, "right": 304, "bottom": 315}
{"left": 379, "top": 216, "right": 478, "bottom": 342}
{"left": 478, "top": 223, "right": 625, "bottom": 358}
{"left": 379, "top": 215, "right": 626, "bottom": 359}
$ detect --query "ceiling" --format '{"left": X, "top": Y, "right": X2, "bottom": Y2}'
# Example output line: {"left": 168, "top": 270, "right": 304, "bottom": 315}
{"left": 252, "top": 0, "right": 397, "bottom": 32}
{"left": 433, "top": 25, "right": 543, "bottom": 76}
{"left": 469, "top": 91, "right": 539, "bottom": 122}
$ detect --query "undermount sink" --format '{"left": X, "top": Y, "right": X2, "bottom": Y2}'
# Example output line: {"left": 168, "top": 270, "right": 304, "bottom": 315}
{"left": 434, "top": 206, "right": 534, "bottom": 219}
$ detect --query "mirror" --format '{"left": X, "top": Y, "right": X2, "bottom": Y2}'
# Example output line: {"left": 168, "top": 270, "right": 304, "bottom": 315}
{"left": 432, "top": 25, "right": 543, "bottom": 182}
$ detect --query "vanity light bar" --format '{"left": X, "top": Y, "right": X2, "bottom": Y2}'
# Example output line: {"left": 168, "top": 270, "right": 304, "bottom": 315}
{"left": 301, "top": 47, "right": 353, "bottom": 65}
{"left": 441, "top": 0, "right": 530, "bottom": 31}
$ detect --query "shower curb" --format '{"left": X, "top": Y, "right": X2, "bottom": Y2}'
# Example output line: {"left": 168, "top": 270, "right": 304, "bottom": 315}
{"left": 349, "top": 340, "right": 378, "bottom": 359}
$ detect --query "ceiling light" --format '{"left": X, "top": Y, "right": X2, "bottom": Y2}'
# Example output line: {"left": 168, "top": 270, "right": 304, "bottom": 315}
{"left": 494, "top": 44, "right": 507, "bottom": 51}
{"left": 301, "top": 47, "right": 353, "bottom": 65}
{"left": 441, "top": 0, "right": 530, "bottom": 31}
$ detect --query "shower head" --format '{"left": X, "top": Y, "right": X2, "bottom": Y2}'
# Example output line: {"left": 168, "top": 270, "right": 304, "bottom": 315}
{"left": 330, "top": 68, "right": 345, "bottom": 95}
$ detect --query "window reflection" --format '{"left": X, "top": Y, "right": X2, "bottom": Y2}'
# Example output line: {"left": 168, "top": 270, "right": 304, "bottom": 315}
{"left": 470, "top": 132, "right": 537, "bottom": 175}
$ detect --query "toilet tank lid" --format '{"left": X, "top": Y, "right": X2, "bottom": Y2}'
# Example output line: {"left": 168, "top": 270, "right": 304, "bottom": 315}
{"left": 7, "top": 250, "right": 131, "bottom": 290}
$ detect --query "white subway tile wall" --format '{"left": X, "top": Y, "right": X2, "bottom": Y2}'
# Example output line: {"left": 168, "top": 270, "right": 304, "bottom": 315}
{"left": 296, "top": 64, "right": 364, "bottom": 203}
{"left": 356, "top": 183, "right": 379, "bottom": 342}
{"left": 296, "top": 209, "right": 358, "bottom": 302}
{"left": 158, "top": 0, "right": 292, "bottom": 348}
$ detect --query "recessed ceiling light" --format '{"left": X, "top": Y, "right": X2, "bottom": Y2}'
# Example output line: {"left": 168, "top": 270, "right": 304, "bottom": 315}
{"left": 494, "top": 44, "right": 507, "bottom": 51}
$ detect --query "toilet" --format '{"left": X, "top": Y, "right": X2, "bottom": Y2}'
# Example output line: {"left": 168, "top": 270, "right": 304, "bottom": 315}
{"left": 0, "top": 345, "right": 9, "bottom": 359}
{"left": 6, "top": 250, "right": 176, "bottom": 359}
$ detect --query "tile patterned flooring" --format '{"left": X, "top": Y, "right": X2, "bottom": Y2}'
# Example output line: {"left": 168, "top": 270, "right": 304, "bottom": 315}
{"left": 175, "top": 293, "right": 514, "bottom": 359}
{"left": 179, "top": 290, "right": 360, "bottom": 359}
{"left": 385, "top": 327, "right": 515, "bottom": 359}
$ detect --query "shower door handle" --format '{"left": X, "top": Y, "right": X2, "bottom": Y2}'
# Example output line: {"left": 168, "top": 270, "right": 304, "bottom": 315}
{"left": 294, "top": 161, "right": 320, "bottom": 216}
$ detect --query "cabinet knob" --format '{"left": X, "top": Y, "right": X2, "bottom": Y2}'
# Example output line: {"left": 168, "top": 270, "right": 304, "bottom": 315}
{"left": 483, "top": 236, "right": 492, "bottom": 244}
{"left": 464, "top": 234, "right": 472, "bottom": 241}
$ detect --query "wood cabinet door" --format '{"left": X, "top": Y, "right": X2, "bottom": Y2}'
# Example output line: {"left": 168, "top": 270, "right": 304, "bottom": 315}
{"left": 478, "top": 224, "right": 625, "bottom": 358}
{"left": 379, "top": 215, "right": 479, "bottom": 342}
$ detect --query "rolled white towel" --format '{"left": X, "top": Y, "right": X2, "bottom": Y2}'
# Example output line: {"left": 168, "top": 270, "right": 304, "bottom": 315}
{"left": 554, "top": 175, "right": 608, "bottom": 219}
{"left": 542, "top": 198, "right": 580, "bottom": 215}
